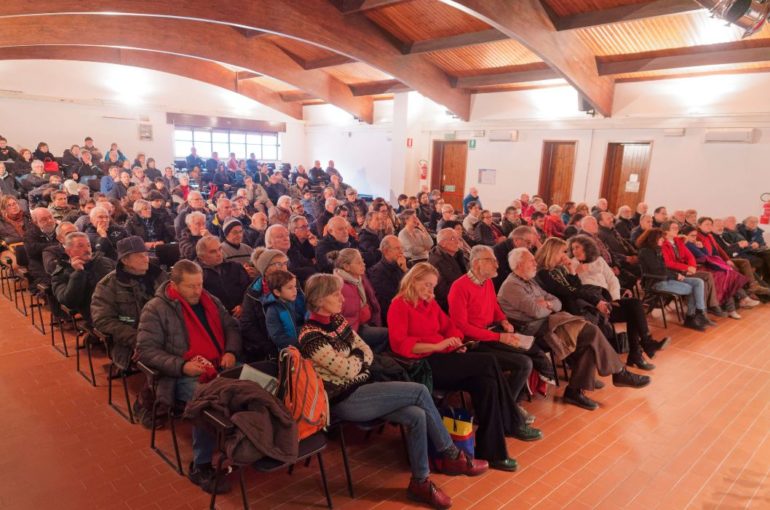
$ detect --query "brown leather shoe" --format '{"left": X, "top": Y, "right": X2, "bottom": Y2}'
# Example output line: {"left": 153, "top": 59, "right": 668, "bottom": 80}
{"left": 433, "top": 451, "right": 489, "bottom": 477}
{"left": 407, "top": 478, "right": 452, "bottom": 509}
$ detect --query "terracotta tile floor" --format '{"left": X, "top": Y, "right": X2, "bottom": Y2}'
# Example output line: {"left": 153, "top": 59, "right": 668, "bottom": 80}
{"left": 1, "top": 294, "right": 769, "bottom": 510}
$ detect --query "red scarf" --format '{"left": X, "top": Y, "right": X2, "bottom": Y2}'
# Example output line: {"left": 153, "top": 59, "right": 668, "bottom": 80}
{"left": 166, "top": 285, "right": 225, "bottom": 383}
{"left": 179, "top": 185, "right": 190, "bottom": 200}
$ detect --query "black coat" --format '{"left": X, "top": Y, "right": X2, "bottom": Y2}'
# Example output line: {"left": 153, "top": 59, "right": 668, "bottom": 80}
{"left": 125, "top": 214, "right": 174, "bottom": 244}
{"left": 202, "top": 261, "right": 251, "bottom": 312}
{"left": 23, "top": 224, "right": 58, "bottom": 286}
{"left": 367, "top": 259, "right": 405, "bottom": 325}
{"left": 85, "top": 223, "right": 129, "bottom": 260}
{"left": 315, "top": 235, "right": 357, "bottom": 273}
{"left": 427, "top": 246, "right": 467, "bottom": 312}
{"left": 51, "top": 254, "right": 116, "bottom": 324}
{"left": 357, "top": 228, "right": 383, "bottom": 268}
{"left": 492, "top": 238, "right": 514, "bottom": 292}
{"left": 287, "top": 234, "right": 317, "bottom": 285}
{"left": 615, "top": 218, "right": 635, "bottom": 240}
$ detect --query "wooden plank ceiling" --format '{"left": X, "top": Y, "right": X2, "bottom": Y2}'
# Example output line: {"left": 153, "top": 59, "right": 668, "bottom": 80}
{"left": 2, "top": 0, "right": 770, "bottom": 117}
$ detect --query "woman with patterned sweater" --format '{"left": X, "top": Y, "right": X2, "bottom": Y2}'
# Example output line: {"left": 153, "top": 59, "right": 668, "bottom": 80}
{"left": 298, "top": 274, "right": 487, "bottom": 510}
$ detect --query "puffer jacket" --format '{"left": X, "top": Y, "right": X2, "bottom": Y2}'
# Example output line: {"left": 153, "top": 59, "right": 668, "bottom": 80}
{"left": 51, "top": 254, "right": 116, "bottom": 324}
{"left": 91, "top": 263, "right": 168, "bottom": 370}
{"left": 136, "top": 281, "right": 242, "bottom": 405}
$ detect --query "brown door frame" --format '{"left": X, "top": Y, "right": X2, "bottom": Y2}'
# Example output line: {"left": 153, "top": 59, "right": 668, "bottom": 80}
{"left": 538, "top": 140, "right": 578, "bottom": 205}
{"left": 431, "top": 140, "right": 467, "bottom": 211}
{"left": 599, "top": 141, "right": 653, "bottom": 212}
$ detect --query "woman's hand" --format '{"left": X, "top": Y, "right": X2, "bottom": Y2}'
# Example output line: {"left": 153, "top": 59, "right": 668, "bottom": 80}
{"left": 597, "top": 301, "right": 611, "bottom": 315}
{"left": 439, "top": 337, "right": 463, "bottom": 352}
{"left": 687, "top": 266, "right": 696, "bottom": 275}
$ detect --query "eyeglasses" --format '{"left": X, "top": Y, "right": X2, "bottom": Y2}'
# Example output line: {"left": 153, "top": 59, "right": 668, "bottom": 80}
{"left": 268, "top": 261, "right": 289, "bottom": 268}
{"left": 295, "top": 225, "right": 309, "bottom": 230}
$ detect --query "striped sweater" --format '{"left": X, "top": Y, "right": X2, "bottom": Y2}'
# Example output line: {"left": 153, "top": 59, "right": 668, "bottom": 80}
{"left": 299, "top": 313, "right": 373, "bottom": 402}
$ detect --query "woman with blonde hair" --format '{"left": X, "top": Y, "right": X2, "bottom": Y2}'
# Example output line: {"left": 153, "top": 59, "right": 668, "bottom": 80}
{"left": 387, "top": 263, "right": 526, "bottom": 471}
{"left": 299, "top": 273, "right": 487, "bottom": 509}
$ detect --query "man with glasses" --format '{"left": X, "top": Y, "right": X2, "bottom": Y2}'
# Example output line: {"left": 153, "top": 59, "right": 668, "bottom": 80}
{"left": 447, "top": 244, "right": 543, "bottom": 438}
{"left": 493, "top": 225, "right": 537, "bottom": 292}
{"left": 287, "top": 215, "right": 318, "bottom": 285}
{"left": 175, "top": 191, "right": 210, "bottom": 237}
{"left": 428, "top": 228, "right": 468, "bottom": 312}
{"left": 196, "top": 236, "right": 251, "bottom": 318}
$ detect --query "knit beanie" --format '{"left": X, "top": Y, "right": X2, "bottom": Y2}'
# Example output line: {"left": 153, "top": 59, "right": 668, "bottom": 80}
{"left": 255, "top": 249, "right": 284, "bottom": 276}
{"left": 222, "top": 218, "right": 243, "bottom": 237}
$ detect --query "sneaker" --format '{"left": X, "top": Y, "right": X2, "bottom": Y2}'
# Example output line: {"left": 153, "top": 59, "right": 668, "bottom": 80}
{"left": 563, "top": 387, "right": 598, "bottom": 411}
{"left": 728, "top": 310, "right": 742, "bottom": 319}
{"left": 740, "top": 297, "right": 760, "bottom": 308}
{"left": 684, "top": 315, "right": 706, "bottom": 332}
{"left": 407, "top": 478, "right": 452, "bottom": 509}
{"left": 188, "top": 462, "right": 231, "bottom": 494}
{"left": 433, "top": 451, "right": 488, "bottom": 477}
{"left": 612, "top": 368, "right": 651, "bottom": 388}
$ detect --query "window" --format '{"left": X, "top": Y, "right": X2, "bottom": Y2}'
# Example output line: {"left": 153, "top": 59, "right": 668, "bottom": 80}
{"left": 174, "top": 127, "right": 281, "bottom": 162}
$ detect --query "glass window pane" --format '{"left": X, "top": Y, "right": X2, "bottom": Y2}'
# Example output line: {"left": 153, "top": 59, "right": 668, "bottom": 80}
{"left": 230, "top": 132, "right": 246, "bottom": 144}
{"left": 193, "top": 130, "right": 211, "bottom": 144}
{"left": 262, "top": 133, "right": 278, "bottom": 145}
{"left": 174, "top": 141, "right": 190, "bottom": 158}
{"left": 196, "top": 144, "right": 211, "bottom": 159}
{"left": 212, "top": 130, "right": 229, "bottom": 143}
{"left": 246, "top": 133, "right": 262, "bottom": 144}
{"left": 262, "top": 145, "right": 277, "bottom": 161}
{"left": 213, "top": 143, "right": 229, "bottom": 158}
{"left": 247, "top": 145, "right": 262, "bottom": 160}
{"left": 230, "top": 144, "right": 246, "bottom": 159}
{"left": 174, "top": 129, "right": 193, "bottom": 141}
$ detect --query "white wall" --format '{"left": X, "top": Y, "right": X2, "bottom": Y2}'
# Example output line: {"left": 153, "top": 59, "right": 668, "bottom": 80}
{"left": 0, "top": 60, "right": 304, "bottom": 166}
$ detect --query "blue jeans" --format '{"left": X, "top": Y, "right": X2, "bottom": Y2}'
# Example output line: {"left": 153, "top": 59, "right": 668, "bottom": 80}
{"left": 332, "top": 381, "right": 454, "bottom": 480}
{"left": 653, "top": 277, "right": 705, "bottom": 315}
{"left": 175, "top": 376, "right": 215, "bottom": 466}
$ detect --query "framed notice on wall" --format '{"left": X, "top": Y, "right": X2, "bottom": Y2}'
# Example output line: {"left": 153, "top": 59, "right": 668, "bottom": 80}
{"left": 478, "top": 168, "right": 496, "bottom": 185}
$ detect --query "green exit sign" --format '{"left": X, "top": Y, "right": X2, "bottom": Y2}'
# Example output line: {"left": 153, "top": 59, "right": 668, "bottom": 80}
{"left": 468, "top": 139, "right": 476, "bottom": 149}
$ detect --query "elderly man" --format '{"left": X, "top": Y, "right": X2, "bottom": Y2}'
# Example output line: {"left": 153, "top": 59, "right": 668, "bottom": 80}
{"left": 126, "top": 199, "right": 173, "bottom": 248}
{"left": 368, "top": 235, "right": 407, "bottom": 325}
{"left": 268, "top": 195, "right": 292, "bottom": 226}
{"left": 314, "top": 196, "right": 337, "bottom": 237}
{"left": 51, "top": 232, "right": 115, "bottom": 324}
{"left": 325, "top": 159, "right": 342, "bottom": 180}
{"left": 179, "top": 211, "right": 208, "bottom": 261}
{"left": 498, "top": 248, "right": 649, "bottom": 411}
{"left": 738, "top": 216, "right": 770, "bottom": 282}
{"left": 136, "top": 260, "right": 240, "bottom": 494}
{"left": 492, "top": 226, "right": 537, "bottom": 292}
{"left": 448, "top": 245, "right": 541, "bottom": 436}
{"left": 24, "top": 207, "right": 60, "bottom": 286}
{"left": 72, "top": 149, "right": 101, "bottom": 183}
{"left": 463, "top": 187, "right": 481, "bottom": 214}
{"left": 463, "top": 201, "right": 482, "bottom": 242}
{"left": 174, "top": 191, "right": 209, "bottom": 237}
{"left": 43, "top": 222, "right": 77, "bottom": 275}
{"left": 85, "top": 206, "right": 129, "bottom": 260}
{"left": 286, "top": 215, "right": 318, "bottom": 285}
{"left": 243, "top": 211, "right": 267, "bottom": 248}
{"left": 289, "top": 174, "right": 310, "bottom": 201}
{"left": 92, "top": 236, "right": 168, "bottom": 375}
{"left": 205, "top": 197, "right": 233, "bottom": 239}
{"left": 615, "top": 205, "right": 635, "bottom": 239}
{"left": 308, "top": 159, "right": 329, "bottom": 187}
{"left": 436, "top": 204, "right": 455, "bottom": 232}
{"left": 196, "top": 236, "right": 251, "bottom": 318}
{"left": 315, "top": 216, "right": 357, "bottom": 273}
{"left": 342, "top": 187, "right": 367, "bottom": 218}
{"left": 428, "top": 228, "right": 468, "bottom": 312}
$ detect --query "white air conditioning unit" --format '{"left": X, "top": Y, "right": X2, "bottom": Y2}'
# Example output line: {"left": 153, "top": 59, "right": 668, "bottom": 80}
{"left": 489, "top": 130, "right": 518, "bottom": 142}
{"left": 663, "top": 128, "right": 685, "bottom": 137}
{"left": 704, "top": 128, "right": 759, "bottom": 143}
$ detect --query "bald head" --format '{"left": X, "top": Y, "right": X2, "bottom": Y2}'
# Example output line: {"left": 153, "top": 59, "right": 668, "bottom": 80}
{"left": 379, "top": 234, "right": 403, "bottom": 263}
{"left": 581, "top": 215, "right": 598, "bottom": 234}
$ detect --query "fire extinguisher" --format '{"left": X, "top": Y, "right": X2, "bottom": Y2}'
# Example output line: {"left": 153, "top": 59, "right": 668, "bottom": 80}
{"left": 761, "top": 193, "right": 770, "bottom": 224}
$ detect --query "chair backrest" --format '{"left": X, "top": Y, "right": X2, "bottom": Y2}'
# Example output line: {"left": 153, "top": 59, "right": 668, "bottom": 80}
{"left": 13, "top": 244, "right": 29, "bottom": 268}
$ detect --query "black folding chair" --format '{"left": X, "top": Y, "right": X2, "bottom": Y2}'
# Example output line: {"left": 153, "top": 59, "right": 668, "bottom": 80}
{"left": 44, "top": 285, "right": 69, "bottom": 356}
{"left": 97, "top": 329, "right": 138, "bottom": 424}
{"left": 155, "top": 243, "right": 180, "bottom": 269}
{"left": 58, "top": 304, "right": 98, "bottom": 386}
{"left": 641, "top": 274, "right": 685, "bottom": 328}
{"left": 137, "top": 361, "right": 184, "bottom": 475}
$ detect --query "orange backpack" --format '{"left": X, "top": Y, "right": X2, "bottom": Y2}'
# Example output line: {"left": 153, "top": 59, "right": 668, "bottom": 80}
{"left": 278, "top": 346, "right": 329, "bottom": 440}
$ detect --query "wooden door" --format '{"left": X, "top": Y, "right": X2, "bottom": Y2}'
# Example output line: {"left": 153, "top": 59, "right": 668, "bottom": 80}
{"left": 431, "top": 141, "right": 468, "bottom": 211}
{"left": 600, "top": 143, "right": 652, "bottom": 213}
{"left": 538, "top": 141, "right": 577, "bottom": 206}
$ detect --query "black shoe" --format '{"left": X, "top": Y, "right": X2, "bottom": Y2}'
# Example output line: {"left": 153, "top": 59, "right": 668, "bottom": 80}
{"left": 489, "top": 458, "right": 518, "bottom": 472}
{"left": 508, "top": 425, "right": 543, "bottom": 442}
{"left": 594, "top": 379, "right": 605, "bottom": 389}
{"left": 612, "top": 368, "right": 651, "bottom": 388}
{"left": 708, "top": 306, "right": 727, "bottom": 317}
{"left": 563, "top": 387, "right": 598, "bottom": 411}
{"left": 642, "top": 337, "right": 670, "bottom": 359}
{"left": 697, "top": 310, "right": 716, "bottom": 327}
{"left": 684, "top": 315, "right": 706, "bottom": 332}
{"left": 188, "top": 462, "right": 231, "bottom": 494}
{"left": 627, "top": 354, "right": 655, "bottom": 371}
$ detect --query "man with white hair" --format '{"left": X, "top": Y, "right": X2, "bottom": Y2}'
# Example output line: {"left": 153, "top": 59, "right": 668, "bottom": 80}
{"left": 174, "top": 190, "right": 209, "bottom": 237}
{"left": 24, "top": 207, "right": 59, "bottom": 286}
{"left": 286, "top": 216, "right": 318, "bottom": 285}
{"left": 367, "top": 235, "right": 407, "bottom": 325}
{"left": 315, "top": 216, "right": 357, "bottom": 273}
{"left": 268, "top": 195, "right": 292, "bottom": 226}
{"left": 448, "top": 245, "right": 542, "bottom": 436}
{"left": 498, "top": 248, "right": 649, "bottom": 411}
{"left": 314, "top": 196, "right": 338, "bottom": 237}
{"left": 179, "top": 211, "right": 209, "bottom": 261}
{"left": 615, "top": 205, "right": 635, "bottom": 239}
{"left": 196, "top": 236, "right": 251, "bottom": 318}
{"left": 492, "top": 226, "right": 537, "bottom": 291}
{"left": 85, "top": 206, "right": 129, "bottom": 260}
{"left": 428, "top": 228, "right": 468, "bottom": 312}
{"left": 463, "top": 186, "right": 481, "bottom": 214}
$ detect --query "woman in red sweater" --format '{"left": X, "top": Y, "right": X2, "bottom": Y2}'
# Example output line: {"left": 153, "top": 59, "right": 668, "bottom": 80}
{"left": 388, "top": 263, "right": 521, "bottom": 471}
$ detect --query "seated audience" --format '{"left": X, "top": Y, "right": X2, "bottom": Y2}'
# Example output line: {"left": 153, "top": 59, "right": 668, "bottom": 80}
{"left": 368, "top": 235, "right": 407, "bottom": 325}
{"left": 436, "top": 203, "right": 456, "bottom": 232}
{"left": 463, "top": 187, "right": 482, "bottom": 213}
{"left": 0, "top": 162, "right": 21, "bottom": 199}
{"left": 43, "top": 222, "right": 76, "bottom": 275}
{"left": 388, "top": 263, "right": 526, "bottom": 470}
{"left": 543, "top": 205, "right": 565, "bottom": 239}
{"left": 0, "top": 195, "right": 29, "bottom": 245}
{"left": 196, "top": 236, "right": 251, "bottom": 318}
{"left": 220, "top": 219, "right": 254, "bottom": 271}
{"left": 738, "top": 216, "right": 770, "bottom": 283}
{"left": 268, "top": 195, "right": 292, "bottom": 226}
{"left": 206, "top": 198, "right": 233, "bottom": 239}
{"left": 299, "top": 273, "right": 486, "bottom": 509}
{"left": 316, "top": 216, "right": 357, "bottom": 273}
{"left": 652, "top": 206, "right": 668, "bottom": 228}
{"left": 357, "top": 211, "right": 385, "bottom": 267}
{"left": 287, "top": 214, "right": 318, "bottom": 286}
{"left": 125, "top": 199, "right": 173, "bottom": 248}
{"left": 174, "top": 191, "right": 209, "bottom": 237}
{"left": 475, "top": 209, "right": 505, "bottom": 246}
{"left": 614, "top": 205, "right": 635, "bottom": 239}
{"left": 428, "top": 228, "right": 469, "bottom": 313}
{"left": 498, "top": 248, "right": 650, "bottom": 411}
{"left": 85, "top": 206, "right": 129, "bottom": 260}
{"left": 136, "top": 260, "right": 240, "bottom": 494}
{"left": 492, "top": 226, "right": 537, "bottom": 291}
{"left": 243, "top": 212, "right": 267, "bottom": 248}
{"left": 398, "top": 209, "right": 434, "bottom": 263}
{"left": 636, "top": 228, "right": 708, "bottom": 331}
{"left": 463, "top": 201, "right": 482, "bottom": 242}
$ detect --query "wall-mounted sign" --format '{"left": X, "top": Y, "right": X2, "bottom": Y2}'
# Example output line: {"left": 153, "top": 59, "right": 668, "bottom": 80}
{"left": 444, "top": 185, "right": 456, "bottom": 192}
{"left": 444, "top": 132, "right": 456, "bottom": 140}
{"left": 468, "top": 139, "right": 477, "bottom": 149}
{"left": 478, "top": 168, "right": 496, "bottom": 185}
{"left": 625, "top": 181, "right": 640, "bottom": 192}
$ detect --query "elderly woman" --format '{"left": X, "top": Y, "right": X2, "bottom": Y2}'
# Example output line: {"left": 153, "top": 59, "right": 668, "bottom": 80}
{"left": 636, "top": 228, "right": 708, "bottom": 331}
{"left": 398, "top": 209, "right": 434, "bottom": 263}
{"left": 179, "top": 211, "right": 208, "bottom": 261}
{"left": 299, "top": 274, "right": 487, "bottom": 508}
{"left": 388, "top": 263, "right": 523, "bottom": 471}
{"left": 329, "top": 248, "right": 388, "bottom": 353}
{"left": 0, "top": 195, "right": 29, "bottom": 245}
{"left": 475, "top": 209, "right": 505, "bottom": 246}
{"left": 125, "top": 199, "right": 173, "bottom": 249}
{"left": 565, "top": 236, "right": 670, "bottom": 368}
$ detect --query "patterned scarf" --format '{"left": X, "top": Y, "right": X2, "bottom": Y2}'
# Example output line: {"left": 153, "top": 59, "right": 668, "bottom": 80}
{"left": 334, "top": 268, "right": 367, "bottom": 307}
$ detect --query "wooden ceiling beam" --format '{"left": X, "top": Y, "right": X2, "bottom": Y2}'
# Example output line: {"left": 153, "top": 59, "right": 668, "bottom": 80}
{"left": 0, "top": 15, "right": 374, "bottom": 122}
{"left": 598, "top": 42, "right": 770, "bottom": 75}
{"left": 441, "top": 0, "right": 614, "bottom": 116}
{"left": 280, "top": 90, "right": 317, "bottom": 102}
{"left": 452, "top": 67, "right": 560, "bottom": 88}
{"left": 406, "top": 28, "right": 508, "bottom": 54}
{"left": 349, "top": 79, "right": 411, "bottom": 95}
{"left": 0, "top": 45, "right": 303, "bottom": 119}
{"left": 0, "top": 0, "right": 470, "bottom": 119}
{"left": 236, "top": 71, "right": 262, "bottom": 80}
{"left": 330, "top": 0, "right": 406, "bottom": 14}
{"left": 551, "top": 0, "right": 702, "bottom": 31}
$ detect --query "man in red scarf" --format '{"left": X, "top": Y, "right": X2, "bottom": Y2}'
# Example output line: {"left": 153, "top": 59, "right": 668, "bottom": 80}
{"left": 136, "top": 259, "right": 241, "bottom": 494}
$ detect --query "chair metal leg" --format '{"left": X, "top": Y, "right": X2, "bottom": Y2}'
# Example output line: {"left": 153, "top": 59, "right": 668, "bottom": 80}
{"left": 76, "top": 331, "right": 96, "bottom": 386}
{"left": 13, "top": 281, "right": 27, "bottom": 316}
{"left": 108, "top": 363, "right": 135, "bottom": 424}
{"left": 659, "top": 296, "right": 668, "bottom": 328}
{"left": 30, "top": 292, "right": 46, "bottom": 335}
{"left": 549, "top": 351, "right": 560, "bottom": 387}
{"left": 209, "top": 455, "right": 225, "bottom": 510}
{"left": 317, "top": 453, "right": 333, "bottom": 509}
{"left": 239, "top": 467, "right": 249, "bottom": 510}
{"left": 50, "top": 312, "right": 69, "bottom": 357}
{"left": 150, "top": 401, "right": 184, "bottom": 475}
{"left": 337, "top": 426, "right": 355, "bottom": 498}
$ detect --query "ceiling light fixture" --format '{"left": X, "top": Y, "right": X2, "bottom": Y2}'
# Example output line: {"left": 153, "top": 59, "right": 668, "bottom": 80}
{"left": 694, "top": 0, "right": 770, "bottom": 37}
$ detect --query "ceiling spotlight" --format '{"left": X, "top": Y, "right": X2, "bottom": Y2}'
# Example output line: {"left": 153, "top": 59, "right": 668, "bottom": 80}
{"left": 695, "top": 0, "right": 770, "bottom": 37}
